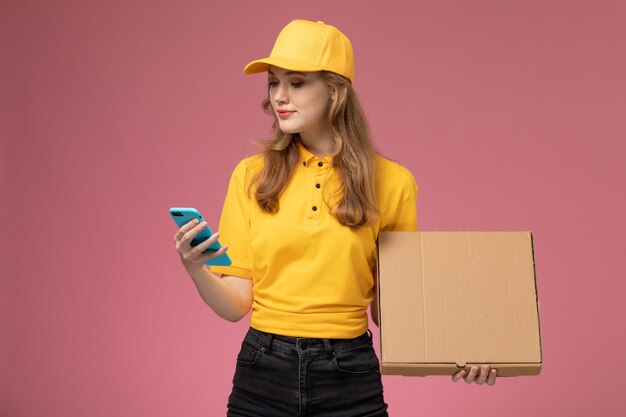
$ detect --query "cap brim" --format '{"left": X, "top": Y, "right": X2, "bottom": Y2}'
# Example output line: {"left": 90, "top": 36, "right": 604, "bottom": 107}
{"left": 243, "top": 56, "right": 323, "bottom": 75}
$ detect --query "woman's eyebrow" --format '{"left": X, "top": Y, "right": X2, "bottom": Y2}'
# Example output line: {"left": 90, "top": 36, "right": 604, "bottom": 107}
{"left": 268, "top": 70, "right": 307, "bottom": 77}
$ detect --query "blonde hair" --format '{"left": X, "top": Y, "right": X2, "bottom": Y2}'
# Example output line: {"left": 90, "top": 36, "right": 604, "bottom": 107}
{"left": 251, "top": 71, "right": 379, "bottom": 228}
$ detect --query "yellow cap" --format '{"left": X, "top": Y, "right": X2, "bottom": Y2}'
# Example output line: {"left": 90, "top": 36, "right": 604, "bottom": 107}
{"left": 244, "top": 20, "right": 355, "bottom": 82}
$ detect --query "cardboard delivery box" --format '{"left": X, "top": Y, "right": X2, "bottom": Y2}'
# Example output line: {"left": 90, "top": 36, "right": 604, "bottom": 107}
{"left": 377, "top": 231, "right": 542, "bottom": 377}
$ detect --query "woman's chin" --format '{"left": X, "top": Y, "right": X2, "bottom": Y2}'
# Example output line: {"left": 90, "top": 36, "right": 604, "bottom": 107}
{"left": 278, "top": 125, "right": 301, "bottom": 135}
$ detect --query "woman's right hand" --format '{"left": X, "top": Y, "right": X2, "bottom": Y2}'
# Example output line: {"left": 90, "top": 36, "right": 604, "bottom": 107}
{"left": 173, "top": 218, "right": 229, "bottom": 273}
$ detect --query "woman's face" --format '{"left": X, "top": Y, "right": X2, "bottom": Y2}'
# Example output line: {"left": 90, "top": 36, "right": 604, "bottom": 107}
{"left": 267, "top": 65, "right": 333, "bottom": 137}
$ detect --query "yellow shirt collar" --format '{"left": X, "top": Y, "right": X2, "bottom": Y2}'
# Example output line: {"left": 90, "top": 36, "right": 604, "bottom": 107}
{"left": 296, "top": 140, "right": 333, "bottom": 167}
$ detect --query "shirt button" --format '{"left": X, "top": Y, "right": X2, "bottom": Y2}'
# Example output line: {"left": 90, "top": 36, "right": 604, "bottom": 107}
{"left": 318, "top": 162, "right": 323, "bottom": 167}
{"left": 312, "top": 206, "right": 318, "bottom": 211}
{"left": 315, "top": 183, "right": 321, "bottom": 189}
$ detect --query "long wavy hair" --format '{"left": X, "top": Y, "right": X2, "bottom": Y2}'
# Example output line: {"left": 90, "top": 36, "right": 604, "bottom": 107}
{"left": 250, "top": 71, "right": 379, "bottom": 228}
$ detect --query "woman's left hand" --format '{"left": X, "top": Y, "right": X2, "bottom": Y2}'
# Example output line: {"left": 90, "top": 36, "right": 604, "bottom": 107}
{"left": 452, "top": 365, "right": 497, "bottom": 386}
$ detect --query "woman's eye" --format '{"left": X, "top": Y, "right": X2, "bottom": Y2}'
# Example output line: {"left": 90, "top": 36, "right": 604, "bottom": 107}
{"left": 268, "top": 80, "right": 304, "bottom": 88}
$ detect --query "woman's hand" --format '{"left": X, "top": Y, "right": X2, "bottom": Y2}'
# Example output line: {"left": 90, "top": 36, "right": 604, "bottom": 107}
{"left": 173, "top": 218, "right": 228, "bottom": 273}
{"left": 451, "top": 365, "right": 497, "bottom": 386}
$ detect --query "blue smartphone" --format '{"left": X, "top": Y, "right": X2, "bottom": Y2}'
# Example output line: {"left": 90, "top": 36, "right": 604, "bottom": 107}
{"left": 169, "top": 207, "right": 232, "bottom": 266}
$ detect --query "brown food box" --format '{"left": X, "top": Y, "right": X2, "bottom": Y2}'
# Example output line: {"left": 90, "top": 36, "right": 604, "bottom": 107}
{"left": 376, "top": 231, "right": 542, "bottom": 377}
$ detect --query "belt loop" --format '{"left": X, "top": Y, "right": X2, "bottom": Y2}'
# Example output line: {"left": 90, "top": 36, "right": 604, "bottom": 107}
{"left": 322, "top": 338, "right": 334, "bottom": 354}
{"left": 367, "top": 329, "right": 373, "bottom": 339}
{"left": 265, "top": 332, "right": 274, "bottom": 353}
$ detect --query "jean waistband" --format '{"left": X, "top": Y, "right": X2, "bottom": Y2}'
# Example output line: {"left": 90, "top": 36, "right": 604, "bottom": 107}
{"left": 246, "top": 326, "right": 373, "bottom": 355}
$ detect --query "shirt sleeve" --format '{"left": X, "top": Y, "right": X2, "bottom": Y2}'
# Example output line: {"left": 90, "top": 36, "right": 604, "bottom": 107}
{"left": 210, "top": 159, "right": 254, "bottom": 279}
{"left": 380, "top": 165, "right": 418, "bottom": 232}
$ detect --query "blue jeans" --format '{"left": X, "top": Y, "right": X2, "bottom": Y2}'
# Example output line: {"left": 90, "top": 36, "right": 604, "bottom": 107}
{"left": 227, "top": 327, "right": 389, "bottom": 417}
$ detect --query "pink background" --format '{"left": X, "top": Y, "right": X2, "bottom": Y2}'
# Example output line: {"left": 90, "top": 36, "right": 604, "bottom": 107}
{"left": 2, "top": 0, "right": 625, "bottom": 416}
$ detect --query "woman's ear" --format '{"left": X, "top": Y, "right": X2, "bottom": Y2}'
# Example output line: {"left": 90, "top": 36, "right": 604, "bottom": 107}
{"left": 326, "top": 82, "right": 338, "bottom": 107}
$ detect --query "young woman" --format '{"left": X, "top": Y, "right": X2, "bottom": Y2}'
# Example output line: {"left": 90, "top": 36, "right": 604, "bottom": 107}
{"left": 173, "top": 19, "right": 497, "bottom": 417}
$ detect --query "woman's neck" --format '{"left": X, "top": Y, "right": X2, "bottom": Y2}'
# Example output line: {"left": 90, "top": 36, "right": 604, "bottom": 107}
{"left": 298, "top": 127, "right": 334, "bottom": 157}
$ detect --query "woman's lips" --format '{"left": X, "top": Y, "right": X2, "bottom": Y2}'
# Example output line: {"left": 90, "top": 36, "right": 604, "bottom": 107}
{"left": 277, "top": 110, "right": 295, "bottom": 118}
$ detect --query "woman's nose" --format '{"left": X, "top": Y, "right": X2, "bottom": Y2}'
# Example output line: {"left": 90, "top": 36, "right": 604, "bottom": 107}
{"left": 273, "top": 84, "right": 288, "bottom": 103}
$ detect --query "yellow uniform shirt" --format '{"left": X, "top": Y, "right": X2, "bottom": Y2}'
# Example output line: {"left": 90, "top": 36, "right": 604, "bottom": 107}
{"left": 212, "top": 141, "right": 418, "bottom": 338}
